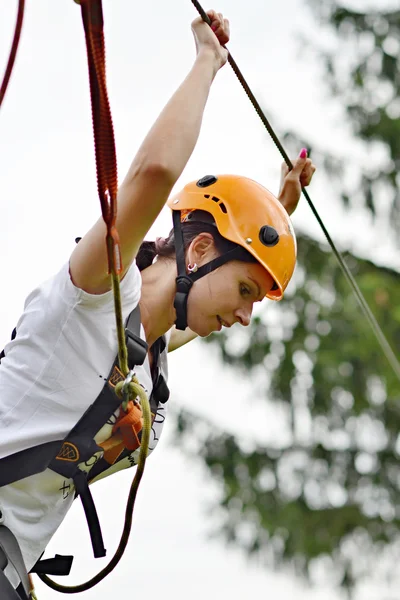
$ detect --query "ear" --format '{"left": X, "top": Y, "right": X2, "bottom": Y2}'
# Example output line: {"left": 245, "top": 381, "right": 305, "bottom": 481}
{"left": 187, "top": 233, "right": 218, "bottom": 267}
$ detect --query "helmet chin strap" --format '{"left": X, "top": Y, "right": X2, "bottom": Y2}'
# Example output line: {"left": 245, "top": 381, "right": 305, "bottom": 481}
{"left": 172, "top": 210, "right": 250, "bottom": 330}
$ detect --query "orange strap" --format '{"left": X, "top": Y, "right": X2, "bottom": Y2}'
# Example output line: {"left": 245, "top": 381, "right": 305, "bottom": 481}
{"left": 113, "top": 400, "right": 143, "bottom": 450}
{"left": 100, "top": 401, "right": 144, "bottom": 465}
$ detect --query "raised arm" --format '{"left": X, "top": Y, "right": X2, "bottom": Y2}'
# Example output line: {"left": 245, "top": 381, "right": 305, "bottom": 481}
{"left": 70, "top": 10, "right": 229, "bottom": 294}
{"left": 277, "top": 149, "right": 316, "bottom": 215}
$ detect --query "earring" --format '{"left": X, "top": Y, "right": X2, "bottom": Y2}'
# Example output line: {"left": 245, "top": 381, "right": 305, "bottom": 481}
{"left": 187, "top": 262, "right": 198, "bottom": 273}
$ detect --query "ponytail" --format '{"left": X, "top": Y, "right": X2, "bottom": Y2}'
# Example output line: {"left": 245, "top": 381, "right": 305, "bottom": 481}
{"left": 136, "top": 236, "right": 175, "bottom": 271}
{"left": 136, "top": 240, "right": 157, "bottom": 271}
{"left": 136, "top": 210, "right": 257, "bottom": 272}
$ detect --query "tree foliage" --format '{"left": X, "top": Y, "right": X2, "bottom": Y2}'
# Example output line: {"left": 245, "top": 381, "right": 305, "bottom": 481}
{"left": 172, "top": 1, "right": 400, "bottom": 595}
{"left": 305, "top": 0, "right": 400, "bottom": 228}
{"left": 174, "top": 234, "right": 400, "bottom": 593}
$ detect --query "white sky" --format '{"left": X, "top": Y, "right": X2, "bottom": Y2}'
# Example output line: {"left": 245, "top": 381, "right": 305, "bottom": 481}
{"left": 0, "top": 1, "right": 397, "bottom": 599}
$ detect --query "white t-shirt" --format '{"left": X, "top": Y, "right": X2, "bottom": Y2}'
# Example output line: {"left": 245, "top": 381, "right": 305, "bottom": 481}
{"left": 0, "top": 261, "right": 169, "bottom": 586}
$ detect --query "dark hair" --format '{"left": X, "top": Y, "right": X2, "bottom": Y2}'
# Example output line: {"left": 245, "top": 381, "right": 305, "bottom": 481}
{"left": 136, "top": 210, "right": 257, "bottom": 271}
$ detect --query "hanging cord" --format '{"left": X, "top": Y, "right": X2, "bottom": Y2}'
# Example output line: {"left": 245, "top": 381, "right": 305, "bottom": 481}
{"left": 79, "top": 0, "right": 127, "bottom": 376}
{"left": 37, "top": 0, "right": 151, "bottom": 593}
{"left": 38, "top": 383, "right": 151, "bottom": 594}
{"left": 191, "top": 0, "right": 400, "bottom": 383}
{"left": 0, "top": 0, "right": 25, "bottom": 108}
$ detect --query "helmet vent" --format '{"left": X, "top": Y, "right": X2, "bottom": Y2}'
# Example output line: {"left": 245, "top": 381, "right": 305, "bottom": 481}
{"left": 204, "top": 194, "right": 228, "bottom": 214}
{"left": 197, "top": 175, "right": 218, "bottom": 188}
{"left": 259, "top": 225, "right": 279, "bottom": 247}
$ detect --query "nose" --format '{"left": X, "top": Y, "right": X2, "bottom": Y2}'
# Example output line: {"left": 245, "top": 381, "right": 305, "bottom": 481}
{"left": 234, "top": 304, "right": 252, "bottom": 327}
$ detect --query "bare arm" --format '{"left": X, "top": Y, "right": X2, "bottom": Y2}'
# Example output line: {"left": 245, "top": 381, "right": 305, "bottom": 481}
{"left": 278, "top": 149, "right": 316, "bottom": 215}
{"left": 168, "top": 327, "right": 198, "bottom": 352}
{"left": 70, "top": 11, "right": 229, "bottom": 294}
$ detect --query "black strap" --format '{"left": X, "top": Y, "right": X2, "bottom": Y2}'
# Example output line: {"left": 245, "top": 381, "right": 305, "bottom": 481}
{"left": 173, "top": 210, "right": 187, "bottom": 275}
{"left": 0, "top": 305, "right": 159, "bottom": 565}
{"left": 125, "top": 308, "right": 148, "bottom": 366}
{"left": 73, "top": 471, "right": 106, "bottom": 558}
{"left": 0, "top": 441, "right": 63, "bottom": 487}
{"left": 150, "top": 337, "right": 169, "bottom": 405}
{"left": 0, "top": 526, "right": 30, "bottom": 600}
{"left": 87, "top": 334, "right": 169, "bottom": 483}
{"left": 173, "top": 210, "right": 194, "bottom": 330}
{"left": 172, "top": 208, "right": 252, "bottom": 330}
{"left": 0, "top": 328, "right": 17, "bottom": 362}
{"left": 174, "top": 276, "right": 194, "bottom": 331}
{"left": 47, "top": 305, "right": 148, "bottom": 559}
{"left": 31, "top": 554, "right": 73, "bottom": 576}
{"left": 189, "top": 245, "right": 252, "bottom": 281}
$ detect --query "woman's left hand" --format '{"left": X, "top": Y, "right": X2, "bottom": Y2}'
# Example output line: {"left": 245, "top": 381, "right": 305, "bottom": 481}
{"left": 278, "top": 149, "right": 316, "bottom": 215}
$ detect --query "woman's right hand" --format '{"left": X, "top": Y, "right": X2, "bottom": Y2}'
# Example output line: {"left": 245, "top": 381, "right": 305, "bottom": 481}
{"left": 70, "top": 9, "right": 231, "bottom": 296}
{"left": 191, "top": 10, "right": 229, "bottom": 71}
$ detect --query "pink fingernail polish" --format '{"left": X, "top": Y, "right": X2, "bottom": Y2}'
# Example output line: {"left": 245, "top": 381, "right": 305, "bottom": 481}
{"left": 300, "top": 148, "right": 307, "bottom": 159}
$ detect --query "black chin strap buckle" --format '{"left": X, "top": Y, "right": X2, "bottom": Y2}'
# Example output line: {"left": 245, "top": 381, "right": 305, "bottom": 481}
{"left": 175, "top": 275, "right": 194, "bottom": 294}
{"left": 174, "top": 275, "right": 194, "bottom": 331}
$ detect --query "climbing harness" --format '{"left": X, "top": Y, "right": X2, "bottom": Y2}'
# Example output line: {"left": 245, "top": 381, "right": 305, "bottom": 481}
{"left": 0, "top": 307, "right": 169, "bottom": 595}
{"left": 190, "top": 0, "right": 400, "bottom": 383}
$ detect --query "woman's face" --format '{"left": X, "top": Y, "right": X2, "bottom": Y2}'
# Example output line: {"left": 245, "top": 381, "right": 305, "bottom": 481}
{"left": 186, "top": 253, "right": 275, "bottom": 337}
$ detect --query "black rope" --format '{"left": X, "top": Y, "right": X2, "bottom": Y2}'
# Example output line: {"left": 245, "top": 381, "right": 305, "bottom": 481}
{"left": 191, "top": 0, "right": 400, "bottom": 382}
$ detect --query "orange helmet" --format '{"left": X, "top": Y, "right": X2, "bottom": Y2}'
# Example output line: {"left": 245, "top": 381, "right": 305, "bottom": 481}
{"left": 168, "top": 174, "right": 297, "bottom": 300}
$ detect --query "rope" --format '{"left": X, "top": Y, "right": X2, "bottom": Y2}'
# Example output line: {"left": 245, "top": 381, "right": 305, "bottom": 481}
{"left": 38, "top": 0, "right": 152, "bottom": 592}
{"left": 38, "top": 381, "right": 152, "bottom": 594}
{"left": 79, "top": 0, "right": 129, "bottom": 376}
{"left": 0, "top": 0, "right": 25, "bottom": 108}
{"left": 191, "top": 0, "right": 400, "bottom": 383}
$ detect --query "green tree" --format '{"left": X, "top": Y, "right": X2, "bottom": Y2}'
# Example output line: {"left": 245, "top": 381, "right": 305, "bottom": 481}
{"left": 172, "top": 1, "right": 400, "bottom": 595}
{"left": 304, "top": 1, "right": 400, "bottom": 226}
{"left": 174, "top": 234, "right": 400, "bottom": 593}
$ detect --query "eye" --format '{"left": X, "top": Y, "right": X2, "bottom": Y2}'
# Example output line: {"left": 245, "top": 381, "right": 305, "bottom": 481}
{"left": 240, "top": 283, "right": 251, "bottom": 297}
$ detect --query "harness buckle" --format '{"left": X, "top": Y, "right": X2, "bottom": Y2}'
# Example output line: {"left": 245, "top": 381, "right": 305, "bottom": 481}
{"left": 125, "top": 330, "right": 147, "bottom": 367}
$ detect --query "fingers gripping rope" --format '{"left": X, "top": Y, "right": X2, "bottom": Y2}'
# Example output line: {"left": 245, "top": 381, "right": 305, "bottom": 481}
{"left": 191, "top": 0, "right": 400, "bottom": 383}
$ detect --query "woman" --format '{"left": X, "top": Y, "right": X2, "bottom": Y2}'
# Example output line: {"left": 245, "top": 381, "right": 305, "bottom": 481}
{"left": 0, "top": 9, "right": 315, "bottom": 597}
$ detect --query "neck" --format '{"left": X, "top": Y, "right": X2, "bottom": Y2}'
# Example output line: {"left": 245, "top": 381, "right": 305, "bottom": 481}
{"left": 138, "top": 259, "right": 177, "bottom": 347}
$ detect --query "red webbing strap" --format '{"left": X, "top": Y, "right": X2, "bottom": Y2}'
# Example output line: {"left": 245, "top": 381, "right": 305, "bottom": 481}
{"left": 79, "top": 0, "right": 130, "bottom": 376}
{"left": 38, "top": 3, "right": 146, "bottom": 592}
{"left": 80, "top": 0, "right": 122, "bottom": 276}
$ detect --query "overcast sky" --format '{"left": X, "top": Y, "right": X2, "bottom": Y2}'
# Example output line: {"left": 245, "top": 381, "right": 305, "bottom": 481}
{"left": 0, "top": 1, "right": 397, "bottom": 599}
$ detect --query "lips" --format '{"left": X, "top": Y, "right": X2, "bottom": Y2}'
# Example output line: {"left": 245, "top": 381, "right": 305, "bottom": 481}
{"left": 217, "top": 315, "right": 231, "bottom": 328}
